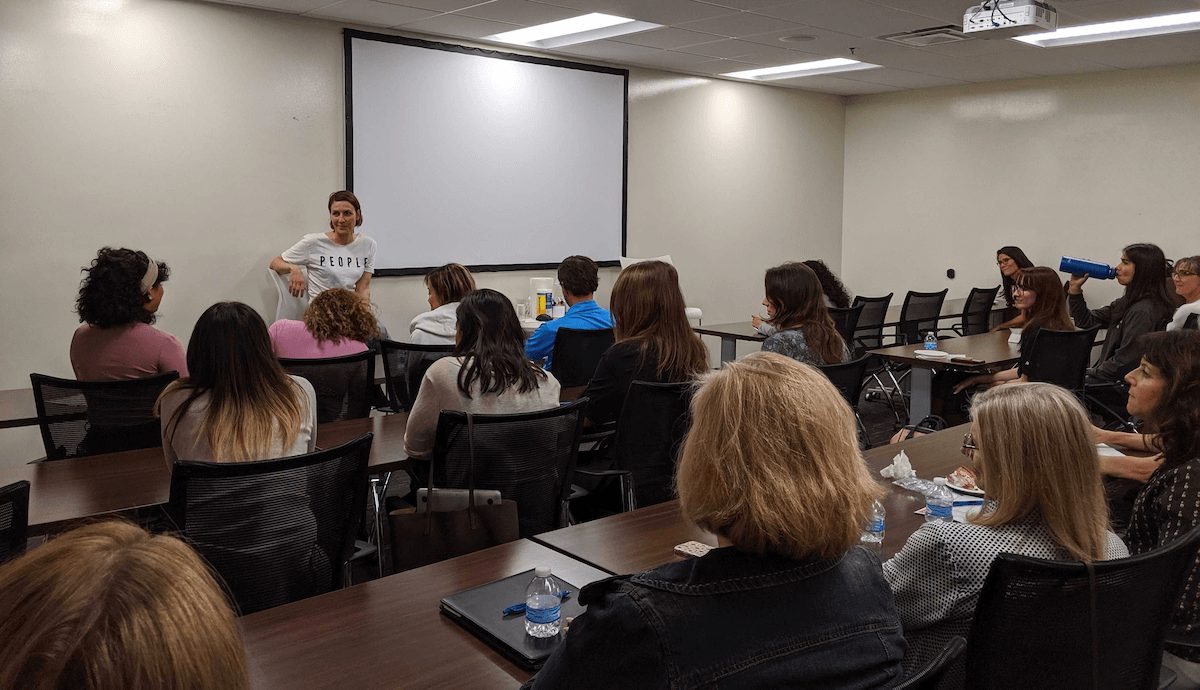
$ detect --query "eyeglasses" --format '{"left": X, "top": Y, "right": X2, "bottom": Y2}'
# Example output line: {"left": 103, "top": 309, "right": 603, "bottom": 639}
{"left": 1172, "top": 270, "right": 1196, "bottom": 279}
{"left": 961, "top": 433, "right": 977, "bottom": 458}
{"left": 1012, "top": 285, "right": 1033, "bottom": 294}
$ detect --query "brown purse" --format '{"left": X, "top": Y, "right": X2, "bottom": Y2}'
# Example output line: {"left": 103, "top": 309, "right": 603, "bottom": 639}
{"left": 389, "top": 413, "right": 520, "bottom": 572}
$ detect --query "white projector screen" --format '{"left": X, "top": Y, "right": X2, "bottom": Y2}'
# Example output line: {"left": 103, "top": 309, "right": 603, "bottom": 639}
{"left": 346, "top": 32, "right": 628, "bottom": 275}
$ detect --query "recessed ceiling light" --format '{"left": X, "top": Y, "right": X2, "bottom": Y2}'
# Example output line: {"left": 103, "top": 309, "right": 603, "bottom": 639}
{"left": 1014, "top": 9, "right": 1200, "bottom": 47}
{"left": 722, "top": 58, "right": 881, "bottom": 81}
{"left": 778, "top": 34, "right": 818, "bottom": 43}
{"left": 486, "top": 13, "right": 662, "bottom": 49}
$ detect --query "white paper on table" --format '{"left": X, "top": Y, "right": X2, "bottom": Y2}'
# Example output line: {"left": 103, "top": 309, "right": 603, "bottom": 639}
{"left": 1096, "top": 443, "right": 1125, "bottom": 457}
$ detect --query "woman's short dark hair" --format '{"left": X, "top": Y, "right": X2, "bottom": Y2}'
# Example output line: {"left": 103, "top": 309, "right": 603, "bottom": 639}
{"left": 1123, "top": 243, "right": 1176, "bottom": 314}
{"left": 557, "top": 255, "right": 599, "bottom": 297}
{"left": 328, "top": 190, "right": 363, "bottom": 227}
{"left": 801, "top": 259, "right": 852, "bottom": 309}
{"left": 1140, "top": 330, "right": 1200, "bottom": 468}
{"left": 425, "top": 263, "right": 476, "bottom": 304}
{"left": 454, "top": 289, "right": 545, "bottom": 398}
{"left": 76, "top": 247, "right": 170, "bottom": 328}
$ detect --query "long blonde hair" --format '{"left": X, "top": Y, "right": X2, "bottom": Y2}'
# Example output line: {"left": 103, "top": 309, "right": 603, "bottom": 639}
{"left": 970, "top": 383, "right": 1110, "bottom": 561}
{"left": 0, "top": 521, "right": 249, "bottom": 689}
{"left": 676, "top": 352, "right": 882, "bottom": 560}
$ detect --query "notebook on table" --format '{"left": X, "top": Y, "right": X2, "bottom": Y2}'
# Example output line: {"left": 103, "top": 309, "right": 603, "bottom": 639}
{"left": 440, "top": 569, "right": 591, "bottom": 670}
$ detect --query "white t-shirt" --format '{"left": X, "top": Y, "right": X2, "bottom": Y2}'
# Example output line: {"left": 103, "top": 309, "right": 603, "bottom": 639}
{"left": 281, "top": 232, "right": 377, "bottom": 299}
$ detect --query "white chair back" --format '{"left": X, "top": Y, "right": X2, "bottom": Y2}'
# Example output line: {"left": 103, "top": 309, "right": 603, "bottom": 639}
{"left": 268, "top": 267, "right": 308, "bottom": 323}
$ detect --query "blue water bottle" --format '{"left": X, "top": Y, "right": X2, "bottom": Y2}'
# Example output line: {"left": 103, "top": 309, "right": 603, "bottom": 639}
{"left": 1059, "top": 256, "right": 1117, "bottom": 280}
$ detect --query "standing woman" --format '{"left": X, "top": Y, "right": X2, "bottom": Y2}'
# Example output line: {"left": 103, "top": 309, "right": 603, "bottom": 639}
{"left": 1068, "top": 243, "right": 1176, "bottom": 386}
{"left": 753, "top": 262, "right": 848, "bottom": 367}
{"left": 270, "top": 191, "right": 377, "bottom": 302}
{"left": 157, "top": 302, "right": 317, "bottom": 465}
{"left": 1122, "top": 330, "right": 1200, "bottom": 687}
{"left": 408, "top": 263, "right": 475, "bottom": 345}
{"left": 1168, "top": 255, "right": 1200, "bottom": 331}
{"left": 582, "top": 260, "right": 708, "bottom": 425}
{"left": 992, "top": 246, "right": 1035, "bottom": 330}
{"left": 71, "top": 247, "right": 187, "bottom": 380}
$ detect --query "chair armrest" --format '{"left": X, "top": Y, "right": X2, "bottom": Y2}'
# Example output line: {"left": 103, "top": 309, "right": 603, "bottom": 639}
{"left": 573, "top": 468, "right": 630, "bottom": 479}
{"left": 570, "top": 468, "right": 636, "bottom": 513}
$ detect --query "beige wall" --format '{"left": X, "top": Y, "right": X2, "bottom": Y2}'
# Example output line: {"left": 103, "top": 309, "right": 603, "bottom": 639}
{"left": 0, "top": 0, "right": 845, "bottom": 395}
{"left": 842, "top": 64, "right": 1200, "bottom": 308}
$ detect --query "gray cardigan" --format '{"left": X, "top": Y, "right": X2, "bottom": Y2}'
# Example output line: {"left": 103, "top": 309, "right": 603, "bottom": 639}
{"left": 1067, "top": 293, "right": 1172, "bottom": 381}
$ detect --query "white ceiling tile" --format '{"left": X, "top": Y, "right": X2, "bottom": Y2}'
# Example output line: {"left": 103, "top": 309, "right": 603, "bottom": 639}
{"left": 676, "top": 38, "right": 821, "bottom": 62}
{"left": 530, "top": 0, "right": 736, "bottom": 24}
{"left": 677, "top": 10, "right": 802, "bottom": 37}
{"left": 211, "top": 0, "right": 338, "bottom": 12}
{"left": 610, "top": 27, "right": 727, "bottom": 49}
{"left": 696, "top": 0, "right": 804, "bottom": 9}
{"left": 1049, "top": 31, "right": 1200, "bottom": 68}
{"left": 752, "top": 0, "right": 944, "bottom": 38}
{"left": 458, "top": 0, "right": 581, "bottom": 25}
{"left": 549, "top": 39, "right": 669, "bottom": 62}
{"left": 399, "top": 12, "right": 521, "bottom": 36}
{"left": 304, "top": 0, "right": 439, "bottom": 25}
{"left": 836, "top": 67, "right": 967, "bottom": 89}
{"left": 737, "top": 25, "right": 864, "bottom": 58}
{"left": 1055, "top": 0, "right": 1200, "bottom": 22}
{"left": 627, "top": 49, "right": 736, "bottom": 70}
{"left": 376, "top": 0, "right": 490, "bottom": 11}
{"left": 862, "top": 0, "right": 973, "bottom": 25}
{"left": 767, "top": 73, "right": 901, "bottom": 94}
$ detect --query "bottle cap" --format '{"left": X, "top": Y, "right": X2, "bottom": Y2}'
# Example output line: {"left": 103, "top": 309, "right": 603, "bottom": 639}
{"left": 934, "top": 477, "right": 947, "bottom": 485}
{"left": 535, "top": 566, "right": 552, "bottom": 578}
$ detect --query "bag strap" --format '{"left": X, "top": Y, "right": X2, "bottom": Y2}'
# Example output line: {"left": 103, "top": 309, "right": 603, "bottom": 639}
{"left": 466, "top": 412, "right": 479, "bottom": 529}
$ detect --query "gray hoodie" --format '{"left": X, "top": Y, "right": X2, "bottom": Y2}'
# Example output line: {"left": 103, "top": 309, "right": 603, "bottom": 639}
{"left": 408, "top": 302, "right": 459, "bottom": 345}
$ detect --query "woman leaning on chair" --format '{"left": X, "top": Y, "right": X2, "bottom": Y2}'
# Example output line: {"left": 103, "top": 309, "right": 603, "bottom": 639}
{"left": 268, "top": 287, "right": 379, "bottom": 359}
{"left": 157, "top": 302, "right": 317, "bottom": 465}
{"left": 0, "top": 520, "right": 249, "bottom": 689}
{"left": 403, "top": 288, "right": 560, "bottom": 459}
{"left": 71, "top": 246, "right": 187, "bottom": 380}
{"left": 526, "top": 353, "right": 904, "bottom": 689}
{"left": 581, "top": 260, "right": 707, "bottom": 426}
{"left": 884, "top": 383, "right": 1127, "bottom": 679}
{"left": 751, "top": 261, "right": 849, "bottom": 367}
{"left": 1119, "top": 330, "right": 1200, "bottom": 687}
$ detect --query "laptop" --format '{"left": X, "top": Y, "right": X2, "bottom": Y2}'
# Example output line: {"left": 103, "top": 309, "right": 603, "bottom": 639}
{"left": 439, "top": 569, "right": 590, "bottom": 670}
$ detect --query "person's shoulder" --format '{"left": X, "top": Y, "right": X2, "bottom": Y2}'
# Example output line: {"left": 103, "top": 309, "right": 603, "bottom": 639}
{"left": 1104, "top": 531, "right": 1130, "bottom": 559}
{"left": 132, "top": 322, "right": 181, "bottom": 345}
{"left": 426, "top": 356, "right": 463, "bottom": 379}
{"left": 352, "top": 233, "right": 377, "bottom": 249}
{"left": 269, "top": 319, "right": 305, "bottom": 336}
{"left": 288, "top": 373, "right": 316, "bottom": 395}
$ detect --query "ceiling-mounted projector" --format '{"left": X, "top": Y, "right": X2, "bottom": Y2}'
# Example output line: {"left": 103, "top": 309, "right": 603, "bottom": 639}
{"left": 964, "top": 0, "right": 1057, "bottom": 38}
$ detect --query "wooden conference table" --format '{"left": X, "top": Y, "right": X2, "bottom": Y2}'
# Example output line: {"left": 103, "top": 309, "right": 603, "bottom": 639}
{"left": 868, "top": 331, "right": 1020, "bottom": 425}
{"left": 238, "top": 427, "right": 969, "bottom": 688}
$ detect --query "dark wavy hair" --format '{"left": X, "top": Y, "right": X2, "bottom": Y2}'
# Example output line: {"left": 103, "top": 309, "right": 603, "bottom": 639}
{"left": 764, "top": 262, "right": 845, "bottom": 365}
{"left": 558, "top": 255, "right": 599, "bottom": 297}
{"left": 996, "top": 246, "right": 1034, "bottom": 308}
{"left": 801, "top": 260, "right": 852, "bottom": 309}
{"left": 76, "top": 247, "right": 170, "bottom": 328}
{"left": 454, "top": 289, "right": 545, "bottom": 398}
{"left": 1139, "top": 330, "right": 1200, "bottom": 469}
{"left": 1120, "top": 243, "right": 1177, "bottom": 320}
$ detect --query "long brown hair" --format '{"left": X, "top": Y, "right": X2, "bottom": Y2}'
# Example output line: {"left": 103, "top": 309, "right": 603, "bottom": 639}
{"left": 1139, "top": 330, "right": 1200, "bottom": 469}
{"left": 159, "top": 302, "right": 305, "bottom": 461}
{"left": 677, "top": 352, "right": 882, "bottom": 560}
{"left": 455, "top": 289, "right": 546, "bottom": 398}
{"left": 764, "top": 262, "right": 845, "bottom": 364}
{"left": 0, "top": 520, "right": 249, "bottom": 689}
{"left": 303, "top": 288, "right": 379, "bottom": 344}
{"left": 1014, "top": 267, "right": 1073, "bottom": 335}
{"left": 970, "top": 384, "right": 1111, "bottom": 562}
{"left": 610, "top": 261, "right": 707, "bottom": 381}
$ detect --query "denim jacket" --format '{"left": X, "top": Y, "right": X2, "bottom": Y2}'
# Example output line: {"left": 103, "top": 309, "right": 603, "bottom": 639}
{"left": 524, "top": 546, "right": 905, "bottom": 689}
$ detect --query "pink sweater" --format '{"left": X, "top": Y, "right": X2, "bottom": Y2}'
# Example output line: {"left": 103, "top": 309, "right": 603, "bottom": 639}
{"left": 70, "top": 323, "right": 188, "bottom": 381}
{"left": 268, "top": 319, "right": 369, "bottom": 359}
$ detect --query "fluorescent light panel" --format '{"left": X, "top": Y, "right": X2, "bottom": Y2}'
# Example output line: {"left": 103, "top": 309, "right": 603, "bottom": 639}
{"left": 723, "top": 58, "right": 880, "bottom": 81}
{"left": 1015, "top": 10, "right": 1200, "bottom": 47}
{"left": 487, "top": 13, "right": 661, "bottom": 49}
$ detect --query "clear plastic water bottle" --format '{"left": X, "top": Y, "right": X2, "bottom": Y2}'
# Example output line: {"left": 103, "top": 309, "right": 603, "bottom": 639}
{"left": 923, "top": 331, "right": 938, "bottom": 350}
{"left": 859, "top": 500, "right": 885, "bottom": 556}
{"left": 925, "top": 478, "right": 954, "bottom": 522}
{"left": 525, "top": 566, "right": 561, "bottom": 638}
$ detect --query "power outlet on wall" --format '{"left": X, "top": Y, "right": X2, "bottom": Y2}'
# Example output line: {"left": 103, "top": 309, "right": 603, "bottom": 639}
{"left": 946, "top": 268, "right": 956, "bottom": 279}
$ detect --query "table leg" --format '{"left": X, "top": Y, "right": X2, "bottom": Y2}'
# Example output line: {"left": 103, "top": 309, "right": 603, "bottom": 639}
{"left": 720, "top": 337, "right": 737, "bottom": 363}
{"left": 909, "top": 368, "right": 932, "bottom": 425}
{"left": 370, "top": 473, "right": 391, "bottom": 578}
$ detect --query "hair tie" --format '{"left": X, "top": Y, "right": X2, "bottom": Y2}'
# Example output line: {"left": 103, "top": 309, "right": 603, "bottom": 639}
{"left": 140, "top": 256, "right": 160, "bottom": 294}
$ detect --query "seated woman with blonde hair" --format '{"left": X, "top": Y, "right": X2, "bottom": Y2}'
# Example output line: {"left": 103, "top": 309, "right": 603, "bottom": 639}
{"left": 268, "top": 287, "right": 379, "bottom": 359}
{"left": 885, "top": 383, "right": 1127, "bottom": 680}
{"left": 0, "top": 520, "right": 248, "bottom": 689}
{"left": 526, "top": 352, "right": 904, "bottom": 688}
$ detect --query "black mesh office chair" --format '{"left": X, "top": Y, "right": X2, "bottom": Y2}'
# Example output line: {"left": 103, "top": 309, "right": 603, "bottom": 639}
{"left": 1023, "top": 327, "right": 1101, "bottom": 394}
{"left": 851, "top": 293, "right": 893, "bottom": 355}
{"left": 574, "top": 381, "right": 693, "bottom": 513}
{"left": 551, "top": 327, "right": 614, "bottom": 387}
{"left": 378, "top": 340, "right": 455, "bottom": 412}
{"left": 817, "top": 357, "right": 873, "bottom": 447}
{"left": 896, "top": 637, "right": 966, "bottom": 690}
{"left": 829, "top": 303, "right": 864, "bottom": 346}
{"left": 952, "top": 286, "right": 1000, "bottom": 336}
{"left": 30, "top": 371, "right": 179, "bottom": 460}
{"left": 962, "top": 525, "right": 1200, "bottom": 690}
{"left": 896, "top": 289, "right": 949, "bottom": 345}
{"left": 279, "top": 351, "right": 375, "bottom": 423}
{"left": 432, "top": 399, "right": 587, "bottom": 538}
{"left": 166, "top": 434, "right": 372, "bottom": 616}
{"left": 0, "top": 480, "right": 31, "bottom": 565}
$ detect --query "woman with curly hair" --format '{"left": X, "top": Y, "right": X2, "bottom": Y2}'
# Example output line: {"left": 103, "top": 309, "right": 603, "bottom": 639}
{"left": 70, "top": 246, "right": 187, "bottom": 380}
{"left": 268, "top": 288, "right": 380, "bottom": 359}
{"left": 802, "top": 259, "right": 853, "bottom": 309}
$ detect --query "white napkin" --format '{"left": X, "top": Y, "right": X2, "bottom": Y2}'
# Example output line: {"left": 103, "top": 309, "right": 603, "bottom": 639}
{"left": 880, "top": 449, "right": 914, "bottom": 479}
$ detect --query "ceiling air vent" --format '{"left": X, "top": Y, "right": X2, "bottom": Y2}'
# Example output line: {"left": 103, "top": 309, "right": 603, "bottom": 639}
{"left": 879, "top": 26, "right": 972, "bottom": 47}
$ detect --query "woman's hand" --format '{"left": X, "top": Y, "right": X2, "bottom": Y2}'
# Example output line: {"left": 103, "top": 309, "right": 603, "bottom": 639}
{"left": 751, "top": 314, "right": 763, "bottom": 329}
{"left": 288, "top": 268, "right": 307, "bottom": 298}
{"left": 1092, "top": 425, "right": 1114, "bottom": 446}
{"left": 1067, "top": 274, "right": 1088, "bottom": 295}
{"left": 953, "top": 374, "right": 988, "bottom": 394}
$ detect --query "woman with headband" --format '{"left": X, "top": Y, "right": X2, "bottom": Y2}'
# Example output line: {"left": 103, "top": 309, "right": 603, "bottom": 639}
{"left": 70, "top": 247, "right": 187, "bottom": 380}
